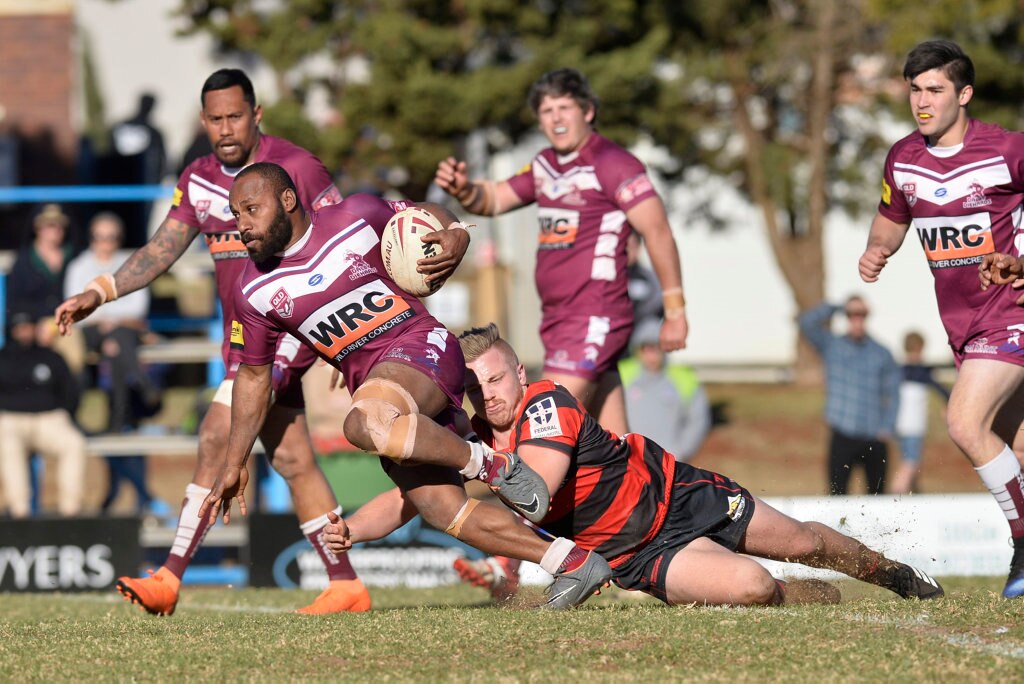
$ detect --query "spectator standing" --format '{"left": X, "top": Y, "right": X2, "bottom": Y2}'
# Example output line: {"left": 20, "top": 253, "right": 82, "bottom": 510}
{"left": 892, "top": 331, "right": 951, "bottom": 494}
{"left": 0, "top": 312, "right": 86, "bottom": 517}
{"left": 105, "top": 93, "right": 167, "bottom": 245}
{"left": 798, "top": 297, "right": 900, "bottom": 495}
{"left": 619, "top": 319, "right": 711, "bottom": 462}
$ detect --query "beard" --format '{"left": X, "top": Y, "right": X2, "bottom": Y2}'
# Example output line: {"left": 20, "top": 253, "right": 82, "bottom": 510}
{"left": 246, "top": 203, "right": 292, "bottom": 263}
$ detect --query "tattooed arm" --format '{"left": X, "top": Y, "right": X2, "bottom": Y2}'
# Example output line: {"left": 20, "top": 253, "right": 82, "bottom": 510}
{"left": 56, "top": 217, "right": 200, "bottom": 334}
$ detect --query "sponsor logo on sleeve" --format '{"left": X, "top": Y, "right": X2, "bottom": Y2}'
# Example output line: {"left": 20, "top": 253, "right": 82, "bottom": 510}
{"left": 172, "top": 187, "right": 183, "bottom": 208}
{"left": 525, "top": 397, "right": 563, "bottom": 438}
{"left": 300, "top": 279, "right": 415, "bottom": 361}
{"left": 881, "top": 178, "right": 892, "bottom": 206}
{"left": 616, "top": 173, "right": 654, "bottom": 205}
{"left": 230, "top": 320, "right": 245, "bottom": 349}
{"left": 312, "top": 185, "right": 343, "bottom": 210}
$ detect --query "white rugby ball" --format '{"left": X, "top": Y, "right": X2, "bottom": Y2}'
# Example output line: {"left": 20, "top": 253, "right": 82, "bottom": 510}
{"left": 381, "top": 206, "right": 446, "bottom": 297}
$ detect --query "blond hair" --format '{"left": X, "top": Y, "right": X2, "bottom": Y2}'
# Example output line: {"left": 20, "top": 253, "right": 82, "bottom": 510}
{"left": 458, "top": 323, "right": 519, "bottom": 365}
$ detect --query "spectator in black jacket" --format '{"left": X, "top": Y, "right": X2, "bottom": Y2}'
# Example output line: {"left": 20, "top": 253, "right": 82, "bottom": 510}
{"left": 0, "top": 311, "right": 86, "bottom": 517}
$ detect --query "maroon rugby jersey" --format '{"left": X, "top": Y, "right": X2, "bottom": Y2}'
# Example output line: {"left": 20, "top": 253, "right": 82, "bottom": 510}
{"left": 878, "top": 120, "right": 1024, "bottom": 349}
{"left": 231, "top": 194, "right": 460, "bottom": 394}
{"left": 166, "top": 133, "right": 342, "bottom": 375}
{"left": 505, "top": 133, "right": 659, "bottom": 321}
{"left": 471, "top": 380, "right": 676, "bottom": 565}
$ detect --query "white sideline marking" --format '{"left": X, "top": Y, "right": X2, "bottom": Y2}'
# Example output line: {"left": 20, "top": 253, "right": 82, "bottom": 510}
{"left": 59, "top": 593, "right": 292, "bottom": 614}
{"left": 846, "top": 612, "right": 1024, "bottom": 660}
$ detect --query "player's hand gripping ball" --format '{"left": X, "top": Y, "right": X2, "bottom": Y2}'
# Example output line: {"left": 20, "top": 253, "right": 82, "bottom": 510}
{"left": 381, "top": 206, "right": 446, "bottom": 297}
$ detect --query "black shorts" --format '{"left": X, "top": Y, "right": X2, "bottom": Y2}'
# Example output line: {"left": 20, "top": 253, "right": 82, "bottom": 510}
{"left": 611, "top": 463, "right": 755, "bottom": 603}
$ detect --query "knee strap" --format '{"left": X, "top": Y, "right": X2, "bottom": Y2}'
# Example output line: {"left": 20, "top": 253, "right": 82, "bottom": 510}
{"left": 444, "top": 498, "right": 480, "bottom": 539}
{"left": 350, "top": 379, "right": 420, "bottom": 462}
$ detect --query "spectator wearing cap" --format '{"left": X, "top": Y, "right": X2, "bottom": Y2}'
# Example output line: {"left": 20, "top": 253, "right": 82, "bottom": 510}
{"left": 798, "top": 296, "right": 901, "bottom": 495}
{"left": 7, "top": 204, "right": 76, "bottom": 323}
{"left": 618, "top": 318, "right": 711, "bottom": 462}
{"left": 0, "top": 311, "right": 86, "bottom": 517}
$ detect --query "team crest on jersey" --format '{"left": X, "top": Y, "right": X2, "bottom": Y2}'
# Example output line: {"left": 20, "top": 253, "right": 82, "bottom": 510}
{"left": 271, "top": 287, "right": 294, "bottom": 318}
{"left": 525, "top": 397, "right": 563, "bottom": 438}
{"left": 726, "top": 494, "right": 746, "bottom": 521}
{"left": 195, "top": 199, "right": 212, "bottom": 222}
{"left": 963, "top": 181, "right": 993, "bottom": 209}
{"left": 346, "top": 251, "right": 377, "bottom": 280}
{"left": 901, "top": 183, "right": 916, "bottom": 207}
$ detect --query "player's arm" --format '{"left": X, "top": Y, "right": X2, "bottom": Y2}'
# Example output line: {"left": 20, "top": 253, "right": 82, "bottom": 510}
{"left": 628, "top": 196, "right": 687, "bottom": 351}
{"left": 414, "top": 201, "right": 471, "bottom": 285}
{"left": 434, "top": 156, "right": 525, "bottom": 216}
{"left": 199, "top": 362, "right": 273, "bottom": 525}
{"left": 56, "top": 216, "right": 199, "bottom": 335}
{"left": 859, "top": 213, "right": 910, "bottom": 283}
{"left": 517, "top": 442, "right": 571, "bottom": 498}
{"left": 323, "top": 486, "right": 420, "bottom": 554}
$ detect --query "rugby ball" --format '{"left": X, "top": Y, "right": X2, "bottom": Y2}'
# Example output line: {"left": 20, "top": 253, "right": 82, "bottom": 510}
{"left": 381, "top": 206, "right": 446, "bottom": 297}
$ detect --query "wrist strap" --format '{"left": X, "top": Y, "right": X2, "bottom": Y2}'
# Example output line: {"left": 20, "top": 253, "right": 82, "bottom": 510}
{"left": 85, "top": 273, "right": 118, "bottom": 304}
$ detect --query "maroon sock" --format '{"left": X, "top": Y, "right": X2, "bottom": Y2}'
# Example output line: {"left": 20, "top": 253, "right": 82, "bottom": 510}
{"left": 306, "top": 523, "right": 358, "bottom": 581}
{"left": 558, "top": 546, "right": 590, "bottom": 574}
{"left": 163, "top": 484, "right": 215, "bottom": 580}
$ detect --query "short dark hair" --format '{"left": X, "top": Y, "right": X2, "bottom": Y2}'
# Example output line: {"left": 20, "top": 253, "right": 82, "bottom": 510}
{"left": 527, "top": 68, "right": 599, "bottom": 121}
{"left": 903, "top": 40, "right": 975, "bottom": 92}
{"left": 235, "top": 162, "right": 298, "bottom": 196}
{"left": 201, "top": 68, "right": 256, "bottom": 108}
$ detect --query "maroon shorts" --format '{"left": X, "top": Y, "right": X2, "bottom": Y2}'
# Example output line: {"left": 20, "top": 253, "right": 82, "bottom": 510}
{"left": 539, "top": 313, "right": 632, "bottom": 382}
{"left": 953, "top": 325, "right": 1024, "bottom": 369}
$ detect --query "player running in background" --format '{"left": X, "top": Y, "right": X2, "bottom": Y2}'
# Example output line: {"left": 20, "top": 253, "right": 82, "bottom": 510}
{"left": 326, "top": 323, "right": 943, "bottom": 607}
{"left": 199, "top": 163, "right": 612, "bottom": 610}
{"left": 859, "top": 40, "right": 1024, "bottom": 598}
{"left": 434, "top": 68, "right": 686, "bottom": 436}
{"left": 56, "top": 69, "right": 461, "bottom": 616}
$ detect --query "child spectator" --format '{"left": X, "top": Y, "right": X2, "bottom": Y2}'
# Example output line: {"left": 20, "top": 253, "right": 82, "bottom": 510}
{"left": 892, "top": 331, "right": 950, "bottom": 494}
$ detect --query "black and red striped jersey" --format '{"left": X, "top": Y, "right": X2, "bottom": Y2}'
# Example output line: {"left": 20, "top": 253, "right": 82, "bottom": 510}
{"left": 471, "top": 380, "right": 677, "bottom": 564}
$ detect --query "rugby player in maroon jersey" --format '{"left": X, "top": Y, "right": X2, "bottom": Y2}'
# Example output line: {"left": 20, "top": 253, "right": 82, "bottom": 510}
{"left": 860, "top": 40, "right": 1024, "bottom": 598}
{"left": 434, "top": 68, "right": 687, "bottom": 438}
{"left": 55, "top": 69, "right": 461, "bottom": 616}
{"left": 198, "top": 162, "right": 614, "bottom": 609}
{"left": 325, "top": 324, "right": 944, "bottom": 606}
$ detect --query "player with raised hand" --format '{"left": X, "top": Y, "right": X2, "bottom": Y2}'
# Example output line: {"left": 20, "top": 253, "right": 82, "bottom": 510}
{"left": 199, "top": 162, "right": 612, "bottom": 610}
{"left": 860, "top": 40, "right": 1024, "bottom": 598}
{"left": 56, "top": 69, "right": 462, "bottom": 616}
{"left": 434, "top": 68, "right": 686, "bottom": 436}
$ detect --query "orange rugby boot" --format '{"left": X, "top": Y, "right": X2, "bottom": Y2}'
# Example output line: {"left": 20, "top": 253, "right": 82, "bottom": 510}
{"left": 453, "top": 556, "right": 521, "bottom": 602}
{"left": 295, "top": 578, "right": 372, "bottom": 615}
{"left": 116, "top": 567, "right": 181, "bottom": 616}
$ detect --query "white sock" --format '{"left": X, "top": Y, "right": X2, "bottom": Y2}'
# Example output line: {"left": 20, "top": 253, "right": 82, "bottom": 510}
{"left": 539, "top": 537, "right": 577, "bottom": 574}
{"left": 975, "top": 445, "right": 1024, "bottom": 525}
{"left": 458, "top": 441, "right": 491, "bottom": 479}
{"left": 299, "top": 506, "right": 343, "bottom": 536}
{"left": 170, "top": 483, "right": 213, "bottom": 558}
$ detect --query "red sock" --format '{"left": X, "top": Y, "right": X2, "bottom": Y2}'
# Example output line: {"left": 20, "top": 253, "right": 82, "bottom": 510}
{"left": 301, "top": 508, "right": 358, "bottom": 581}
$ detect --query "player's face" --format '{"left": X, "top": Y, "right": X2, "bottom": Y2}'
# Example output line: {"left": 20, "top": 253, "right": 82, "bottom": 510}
{"left": 202, "top": 86, "right": 263, "bottom": 168}
{"left": 465, "top": 347, "right": 527, "bottom": 432}
{"left": 908, "top": 68, "right": 972, "bottom": 147}
{"left": 536, "top": 94, "right": 594, "bottom": 155}
{"left": 229, "top": 175, "right": 294, "bottom": 263}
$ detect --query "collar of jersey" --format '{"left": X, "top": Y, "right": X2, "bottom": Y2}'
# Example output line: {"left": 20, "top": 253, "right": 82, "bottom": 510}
{"left": 281, "top": 222, "right": 314, "bottom": 257}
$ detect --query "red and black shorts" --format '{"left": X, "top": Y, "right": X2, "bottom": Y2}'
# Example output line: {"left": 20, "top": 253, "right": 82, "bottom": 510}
{"left": 611, "top": 463, "right": 755, "bottom": 603}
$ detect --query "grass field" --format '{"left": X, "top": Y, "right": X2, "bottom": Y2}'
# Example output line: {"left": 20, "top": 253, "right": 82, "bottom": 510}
{"left": 4, "top": 578, "right": 1024, "bottom": 681}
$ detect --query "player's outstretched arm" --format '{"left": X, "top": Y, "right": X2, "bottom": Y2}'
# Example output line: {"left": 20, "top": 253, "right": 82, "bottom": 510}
{"left": 434, "top": 156, "right": 524, "bottom": 217}
{"left": 628, "top": 196, "right": 688, "bottom": 351}
{"left": 55, "top": 217, "right": 199, "bottom": 335}
{"left": 859, "top": 213, "right": 909, "bottom": 283}
{"left": 324, "top": 487, "right": 418, "bottom": 554}
{"left": 199, "top": 362, "right": 273, "bottom": 525}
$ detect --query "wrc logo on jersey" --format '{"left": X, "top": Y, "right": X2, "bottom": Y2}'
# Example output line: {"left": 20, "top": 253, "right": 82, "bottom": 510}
{"left": 524, "top": 396, "right": 563, "bottom": 438}
{"left": 299, "top": 278, "right": 414, "bottom": 362}
{"left": 913, "top": 212, "right": 995, "bottom": 269}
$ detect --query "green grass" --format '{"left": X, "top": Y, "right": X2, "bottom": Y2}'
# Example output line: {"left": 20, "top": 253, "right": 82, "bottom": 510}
{"left": 4, "top": 579, "right": 1024, "bottom": 681}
